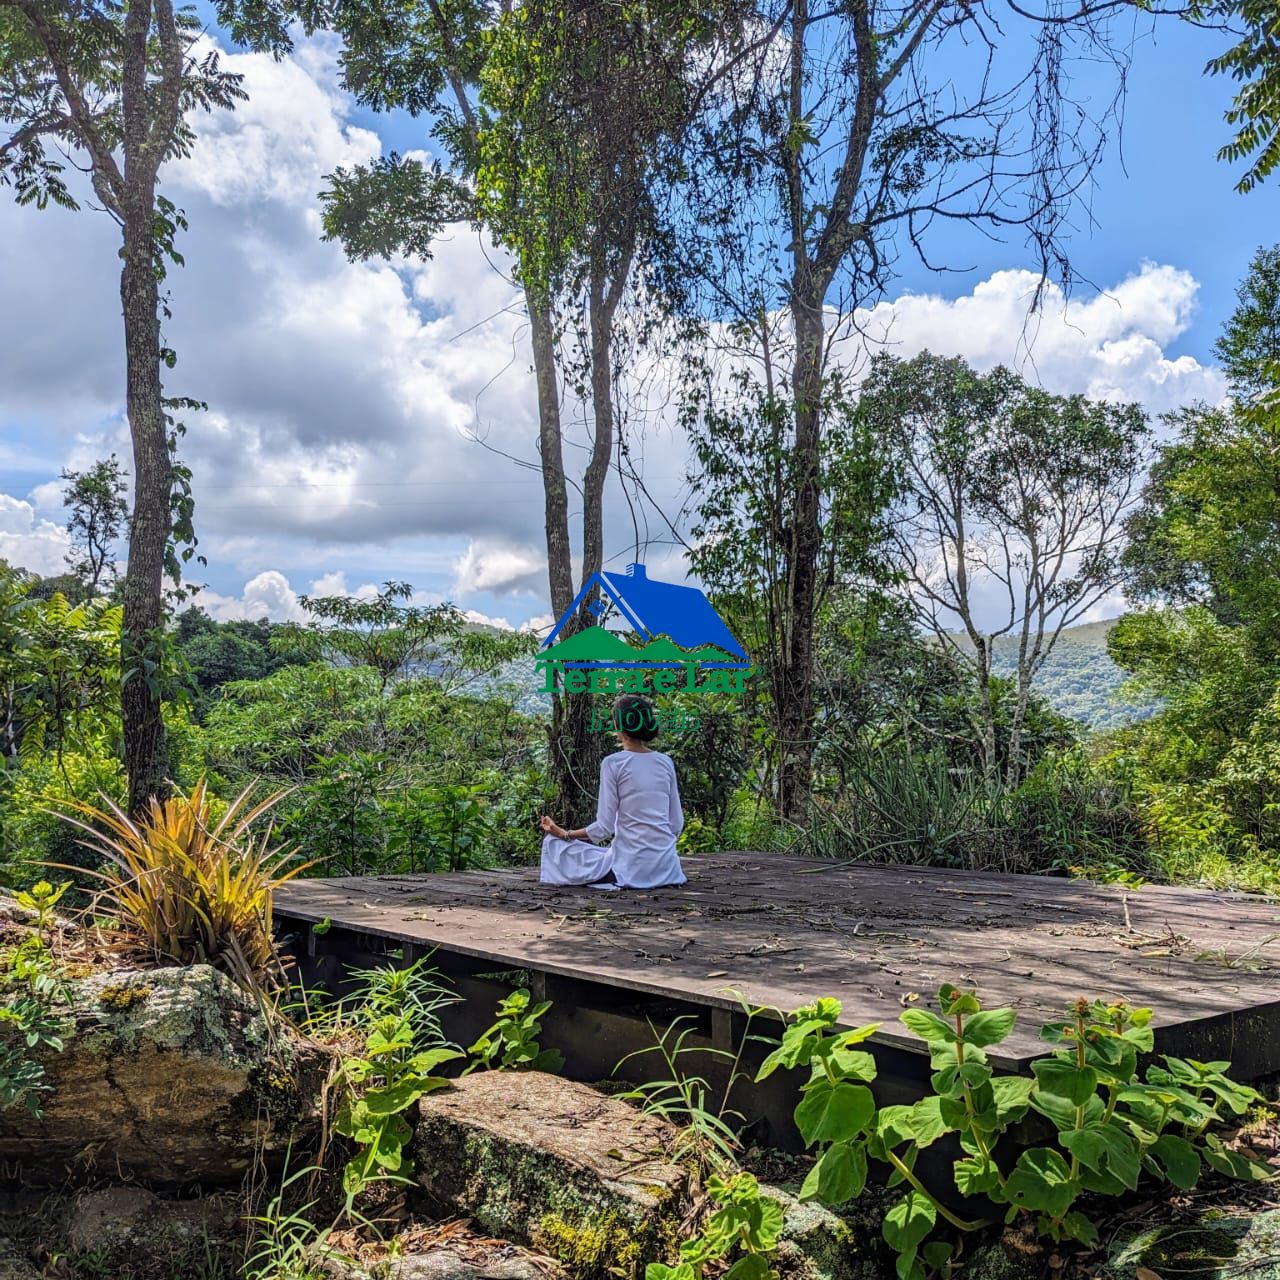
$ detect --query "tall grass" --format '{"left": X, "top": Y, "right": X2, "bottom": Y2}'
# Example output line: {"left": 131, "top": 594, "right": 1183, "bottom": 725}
{"left": 801, "top": 744, "right": 1152, "bottom": 879}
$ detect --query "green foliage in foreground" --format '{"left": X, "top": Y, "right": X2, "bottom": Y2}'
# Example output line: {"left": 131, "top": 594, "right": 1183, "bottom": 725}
{"left": 647, "top": 1172, "right": 784, "bottom": 1280}
{"left": 761, "top": 988, "right": 1268, "bottom": 1280}
{"left": 0, "top": 930, "right": 70, "bottom": 1117}
{"left": 333, "top": 958, "right": 463, "bottom": 1212}
{"left": 466, "top": 987, "right": 563, "bottom": 1074}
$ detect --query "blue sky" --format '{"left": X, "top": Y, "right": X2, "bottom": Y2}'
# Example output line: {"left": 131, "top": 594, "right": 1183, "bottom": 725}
{"left": 0, "top": 8, "right": 1276, "bottom": 629}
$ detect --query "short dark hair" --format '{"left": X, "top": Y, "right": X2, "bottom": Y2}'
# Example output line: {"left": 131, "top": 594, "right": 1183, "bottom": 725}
{"left": 613, "top": 694, "right": 660, "bottom": 742}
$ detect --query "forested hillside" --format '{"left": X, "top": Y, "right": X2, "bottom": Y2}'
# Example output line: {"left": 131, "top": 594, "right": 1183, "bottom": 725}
{"left": 984, "top": 620, "right": 1153, "bottom": 731}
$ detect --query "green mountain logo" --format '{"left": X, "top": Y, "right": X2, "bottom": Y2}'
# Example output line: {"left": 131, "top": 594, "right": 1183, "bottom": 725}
{"left": 537, "top": 626, "right": 640, "bottom": 664}
{"left": 536, "top": 627, "right": 737, "bottom": 667}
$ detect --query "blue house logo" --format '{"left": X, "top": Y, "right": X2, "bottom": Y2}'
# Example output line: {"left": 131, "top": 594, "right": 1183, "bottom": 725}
{"left": 537, "top": 563, "right": 754, "bottom": 696}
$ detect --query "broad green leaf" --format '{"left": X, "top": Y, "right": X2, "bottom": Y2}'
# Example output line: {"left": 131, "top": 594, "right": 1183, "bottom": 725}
{"left": 954, "top": 1154, "right": 1000, "bottom": 1196}
{"left": 923, "top": 1242, "right": 955, "bottom": 1271}
{"left": 965, "top": 1008, "right": 1016, "bottom": 1048}
{"left": 362, "top": 1079, "right": 428, "bottom": 1116}
{"left": 1061, "top": 1124, "right": 1141, "bottom": 1190}
{"left": 1061, "top": 1211, "right": 1099, "bottom": 1247}
{"left": 1120, "top": 1025, "right": 1155, "bottom": 1053}
{"left": 341, "top": 1160, "right": 366, "bottom": 1198}
{"left": 1151, "top": 1133, "right": 1201, "bottom": 1190}
{"left": 834, "top": 1024, "right": 881, "bottom": 1047}
{"left": 1203, "top": 1134, "right": 1273, "bottom": 1182}
{"left": 991, "top": 1075, "right": 1035, "bottom": 1124}
{"left": 795, "top": 1081, "right": 875, "bottom": 1145}
{"left": 645, "top": 1265, "right": 697, "bottom": 1280}
{"left": 932, "top": 1059, "right": 992, "bottom": 1098}
{"left": 900, "top": 1009, "right": 955, "bottom": 1043}
{"left": 372, "top": 1114, "right": 412, "bottom": 1169}
{"left": 875, "top": 1105, "right": 917, "bottom": 1146}
{"left": 410, "top": 1047, "right": 464, "bottom": 1073}
{"left": 1032, "top": 1056, "right": 1098, "bottom": 1105}
{"left": 909, "top": 1095, "right": 952, "bottom": 1148}
{"left": 882, "top": 1190, "right": 937, "bottom": 1254}
{"left": 1031, "top": 1090, "right": 1105, "bottom": 1131}
{"left": 800, "top": 1140, "right": 867, "bottom": 1204}
{"left": 724, "top": 1256, "right": 775, "bottom": 1280}
{"left": 819, "top": 1045, "right": 877, "bottom": 1082}
{"left": 756, "top": 1019, "right": 827, "bottom": 1080}
{"left": 1002, "top": 1148, "right": 1078, "bottom": 1217}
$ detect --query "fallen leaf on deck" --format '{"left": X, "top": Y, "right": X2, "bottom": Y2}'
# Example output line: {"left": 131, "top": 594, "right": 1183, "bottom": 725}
{"left": 900, "top": 991, "right": 920, "bottom": 1005}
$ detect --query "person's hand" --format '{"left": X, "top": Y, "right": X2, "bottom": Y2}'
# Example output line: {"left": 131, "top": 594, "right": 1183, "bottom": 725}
{"left": 539, "top": 815, "right": 566, "bottom": 839}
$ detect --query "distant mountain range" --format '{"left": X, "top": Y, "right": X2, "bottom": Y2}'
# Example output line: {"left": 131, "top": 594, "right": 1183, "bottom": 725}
{"left": 484, "top": 618, "right": 1153, "bottom": 732}
{"left": 953, "top": 619, "right": 1155, "bottom": 731}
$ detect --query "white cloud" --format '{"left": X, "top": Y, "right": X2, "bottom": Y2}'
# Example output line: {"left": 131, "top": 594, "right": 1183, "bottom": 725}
{"left": 0, "top": 494, "right": 71, "bottom": 577}
{"left": 0, "top": 30, "right": 1230, "bottom": 635}
{"left": 165, "top": 34, "right": 380, "bottom": 208}
{"left": 452, "top": 540, "right": 546, "bottom": 597}
{"left": 198, "top": 569, "right": 308, "bottom": 622}
{"left": 847, "top": 264, "right": 1225, "bottom": 413}
{"left": 462, "top": 608, "right": 514, "bottom": 631}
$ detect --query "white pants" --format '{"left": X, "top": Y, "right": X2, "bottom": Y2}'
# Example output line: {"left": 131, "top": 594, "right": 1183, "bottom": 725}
{"left": 539, "top": 834, "right": 614, "bottom": 885}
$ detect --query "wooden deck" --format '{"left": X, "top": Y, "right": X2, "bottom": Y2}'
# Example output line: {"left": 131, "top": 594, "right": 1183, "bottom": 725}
{"left": 274, "top": 853, "right": 1280, "bottom": 1079}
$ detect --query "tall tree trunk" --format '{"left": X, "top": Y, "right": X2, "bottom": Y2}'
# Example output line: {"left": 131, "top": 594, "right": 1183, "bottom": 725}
{"left": 973, "top": 635, "right": 998, "bottom": 780}
{"left": 580, "top": 264, "right": 615, "bottom": 593}
{"left": 550, "top": 264, "right": 621, "bottom": 811}
{"left": 777, "top": 294, "right": 824, "bottom": 825}
{"left": 531, "top": 292, "right": 590, "bottom": 811}
{"left": 119, "top": 202, "right": 173, "bottom": 815}
{"left": 532, "top": 297, "right": 572, "bottom": 625}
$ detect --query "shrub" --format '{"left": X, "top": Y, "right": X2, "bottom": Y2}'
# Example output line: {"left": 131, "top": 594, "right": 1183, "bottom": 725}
{"left": 763, "top": 986, "right": 1270, "bottom": 1280}
{"left": 57, "top": 778, "right": 307, "bottom": 986}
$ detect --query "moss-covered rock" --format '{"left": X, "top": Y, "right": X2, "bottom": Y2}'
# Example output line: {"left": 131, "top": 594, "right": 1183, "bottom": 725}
{"left": 1104, "top": 1211, "right": 1280, "bottom": 1280}
{"left": 0, "top": 965, "right": 328, "bottom": 1188}
{"left": 761, "top": 1183, "right": 891, "bottom": 1280}
{"left": 413, "top": 1071, "right": 688, "bottom": 1279}
{"left": 313, "top": 1241, "right": 564, "bottom": 1279}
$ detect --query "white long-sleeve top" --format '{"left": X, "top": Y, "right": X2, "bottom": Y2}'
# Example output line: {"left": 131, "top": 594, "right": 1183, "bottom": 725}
{"left": 584, "top": 749, "right": 686, "bottom": 889}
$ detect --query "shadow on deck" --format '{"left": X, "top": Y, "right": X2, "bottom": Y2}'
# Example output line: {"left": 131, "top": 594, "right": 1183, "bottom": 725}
{"left": 274, "top": 854, "right": 1280, "bottom": 1150}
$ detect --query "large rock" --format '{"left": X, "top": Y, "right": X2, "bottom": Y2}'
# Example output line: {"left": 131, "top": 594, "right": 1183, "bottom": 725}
{"left": 1104, "top": 1209, "right": 1280, "bottom": 1280}
{"left": 314, "top": 1242, "right": 564, "bottom": 1280}
{"left": 762, "top": 1183, "right": 888, "bottom": 1280}
{"left": 0, "top": 965, "right": 327, "bottom": 1188}
{"left": 413, "top": 1071, "right": 688, "bottom": 1279}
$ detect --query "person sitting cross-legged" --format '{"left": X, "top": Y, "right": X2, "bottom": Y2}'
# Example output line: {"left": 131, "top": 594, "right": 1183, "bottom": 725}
{"left": 538, "top": 694, "right": 686, "bottom": 890}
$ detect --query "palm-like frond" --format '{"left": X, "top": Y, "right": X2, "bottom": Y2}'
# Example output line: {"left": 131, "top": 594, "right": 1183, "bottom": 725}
{"left": 53, "top": 778, "right": 310, "bottom": 989}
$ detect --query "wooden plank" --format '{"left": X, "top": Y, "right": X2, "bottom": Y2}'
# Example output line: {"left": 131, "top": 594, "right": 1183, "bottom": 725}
{"left": 275, "top": 854, "right": 1280, "bottom": 1071}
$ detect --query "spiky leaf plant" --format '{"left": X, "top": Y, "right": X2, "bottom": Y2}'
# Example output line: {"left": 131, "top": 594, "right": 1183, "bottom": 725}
{"left": 56, "top": 779, "right": 309, "bottom": 987}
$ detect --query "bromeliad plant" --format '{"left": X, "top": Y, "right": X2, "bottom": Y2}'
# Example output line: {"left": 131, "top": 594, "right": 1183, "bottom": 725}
{"left": 762, "top": 986, "right": 1271, "bottom": 1280}
{"left": 56, "top": 779, "right": 309, "bottom": 987}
